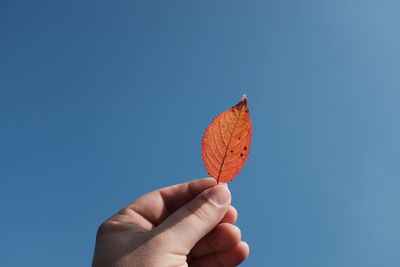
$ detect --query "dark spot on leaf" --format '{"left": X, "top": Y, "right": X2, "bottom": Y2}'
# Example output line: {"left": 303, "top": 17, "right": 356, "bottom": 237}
{"left": 238, "top": 137, "right": 241, "bottom": 140}
{"left": 240, "top": 153, "right": 243, "bottom": 157}
{"left": 244, "top": 146, "right": 247, "bottom": 150}
{"left": 230, "top": 150, "right": 234, "bottom": 153}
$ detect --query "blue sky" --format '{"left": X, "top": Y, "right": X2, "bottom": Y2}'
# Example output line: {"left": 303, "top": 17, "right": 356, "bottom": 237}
{"left": 1, "top": 0, "right": 400, "bottom": 266}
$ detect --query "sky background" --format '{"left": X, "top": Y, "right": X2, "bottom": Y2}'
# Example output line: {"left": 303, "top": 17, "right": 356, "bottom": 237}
{"left": 1, "top": 0, "right": 400, "bottom": 266}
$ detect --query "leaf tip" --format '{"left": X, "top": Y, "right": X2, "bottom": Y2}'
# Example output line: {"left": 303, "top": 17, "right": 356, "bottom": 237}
{"left": 241, "top": 94, "right": 248, "bottom": 104}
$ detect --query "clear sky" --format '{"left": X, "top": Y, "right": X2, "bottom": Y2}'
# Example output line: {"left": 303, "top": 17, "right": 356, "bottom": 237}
{"left": 1, "top": 1, "right": 400, "bottom": 266}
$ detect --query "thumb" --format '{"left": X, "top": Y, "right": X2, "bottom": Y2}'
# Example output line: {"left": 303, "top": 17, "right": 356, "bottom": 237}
{"left": 153, "top": 185, "right": 231, "bottom": 251}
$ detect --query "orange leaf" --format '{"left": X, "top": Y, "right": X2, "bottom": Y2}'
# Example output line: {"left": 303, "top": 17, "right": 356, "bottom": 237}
{"left": 201, "top": 95, "right": 252, "bottom": 183}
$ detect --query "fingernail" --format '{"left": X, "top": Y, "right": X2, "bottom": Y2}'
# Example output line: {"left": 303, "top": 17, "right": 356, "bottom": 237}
{"left": 204, "top": 185, "right": 231, "bottom": 205}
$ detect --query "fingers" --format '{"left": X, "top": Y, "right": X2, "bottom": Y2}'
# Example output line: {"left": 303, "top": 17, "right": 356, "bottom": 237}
{"left": 109, "top": 178, "right": 217, "bottom": 229}
{"left": 152, "top": 185, "right": 231, "bottom": 252}
{"left": 221, "top": 205, "right": 238, "bottom": 224}
{"left": 190, "top": 223, "right": 241, "bottom": 258}
{"left": 189, "top": 241, "right": 250, "bottom": 267}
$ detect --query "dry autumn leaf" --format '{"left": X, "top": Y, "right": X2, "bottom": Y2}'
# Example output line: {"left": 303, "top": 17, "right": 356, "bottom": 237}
{"left": 201, "top": 95, "right": 252, "bottom": 183}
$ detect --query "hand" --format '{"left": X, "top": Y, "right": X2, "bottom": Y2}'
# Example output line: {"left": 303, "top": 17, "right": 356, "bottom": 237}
{"left": 92, "top": 178, "right": 249, "bottom": 267}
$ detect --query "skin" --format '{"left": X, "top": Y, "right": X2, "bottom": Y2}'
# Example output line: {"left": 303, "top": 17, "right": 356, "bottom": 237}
{"left": 92, "top": 178, "right": 249, "bottom": 267}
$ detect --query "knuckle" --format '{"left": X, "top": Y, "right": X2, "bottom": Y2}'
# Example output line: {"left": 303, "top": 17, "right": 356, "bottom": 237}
{"left": 96, "top": 222, "right": 108, "bottom": 237}
{"left": 96, "top": 220, "right": 118, "bottom": 237}
{"left": 186, "top": 202, "right": 210, "bottom": 224}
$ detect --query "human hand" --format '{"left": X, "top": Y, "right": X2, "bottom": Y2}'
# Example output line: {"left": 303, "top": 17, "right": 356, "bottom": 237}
{"left": 92, "top": 178, "right": 249, "bottom": 267}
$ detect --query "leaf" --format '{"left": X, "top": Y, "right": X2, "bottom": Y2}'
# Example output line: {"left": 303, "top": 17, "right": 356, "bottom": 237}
{"left": 201, "top": 95, "right": 252, "bottom": 183}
